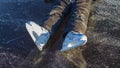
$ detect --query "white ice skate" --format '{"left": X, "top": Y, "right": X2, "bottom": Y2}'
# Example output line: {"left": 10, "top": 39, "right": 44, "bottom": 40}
{"left": 26, "top": 21, "right": 50, "bottom": 51}
{"left": 61, "top": 31, "right": 87, "bottom": 52}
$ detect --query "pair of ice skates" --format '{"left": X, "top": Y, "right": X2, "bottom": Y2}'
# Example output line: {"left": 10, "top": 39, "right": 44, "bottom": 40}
{"left": 26, "top": 21, "right": 87, "bottom": 52}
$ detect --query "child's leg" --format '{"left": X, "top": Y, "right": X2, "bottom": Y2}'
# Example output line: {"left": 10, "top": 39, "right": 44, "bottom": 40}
{"left": 61, "top": 0, "right": 93, "bottom": 51}
{"left": 68, "top": 0, "right": 92, "bottom": 33}
{"left": 43, "top": 0, "right": 71, "bottom": 32}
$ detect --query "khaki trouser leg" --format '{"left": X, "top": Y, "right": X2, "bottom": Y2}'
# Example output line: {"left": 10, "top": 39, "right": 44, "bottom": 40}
{"left": 43, "top": 0, "right": 71, "bottom": 32}
{"left": 67, "top": 0, "right": 92, "bottom": 33}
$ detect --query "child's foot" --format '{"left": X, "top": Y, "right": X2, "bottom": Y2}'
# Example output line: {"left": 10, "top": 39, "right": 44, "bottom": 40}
{"left": 26, "top": 21, "right": 50, "bottom": 51}
{"left": 61, "top": 31, "right": 87, "bottom": 52}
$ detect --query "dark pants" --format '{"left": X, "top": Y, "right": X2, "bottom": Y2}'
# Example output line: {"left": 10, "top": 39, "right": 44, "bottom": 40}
{"left": 43, "top": 0, "right": 92, "bottom": 34}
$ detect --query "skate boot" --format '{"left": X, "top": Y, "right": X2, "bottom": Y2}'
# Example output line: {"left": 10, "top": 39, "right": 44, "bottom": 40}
{"left": 26, "top": 21, "right": 50, "bottom": 51}
{"left": 61, "top": 31, "right": 87, "bottom": 51}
